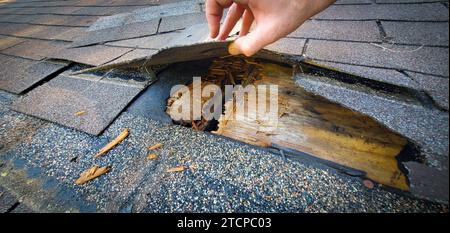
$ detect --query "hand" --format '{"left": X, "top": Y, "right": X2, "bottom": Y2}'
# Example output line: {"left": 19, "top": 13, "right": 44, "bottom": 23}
{"left": 206, "top": 0, "right": 336, "bottom": 56}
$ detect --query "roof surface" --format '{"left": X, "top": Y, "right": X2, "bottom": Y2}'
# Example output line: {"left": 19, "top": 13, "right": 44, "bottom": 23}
{"left": 0, "top": 0, "right": 449, "bottom": 212}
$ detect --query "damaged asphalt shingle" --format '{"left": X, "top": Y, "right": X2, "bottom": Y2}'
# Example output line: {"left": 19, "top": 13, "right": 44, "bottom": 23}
{"left": 0, "top": 0, "right": 449, "bottom": 207}
{"left": 406, "top": 71, "right": 449, "bottom": 111}
{"left": 305, "top": 40, "right": 449, "bottom": 77}
{"left": 295, "top": 74, "right": 449, "bottom": 170}
{"left": 0, "top": 54, "right": 68, "bottom": 94}
{"left": 311, "top": 60, "right": 419, "bottom": 89}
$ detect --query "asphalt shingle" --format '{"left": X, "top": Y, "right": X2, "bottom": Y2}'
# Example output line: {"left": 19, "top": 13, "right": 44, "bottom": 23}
{"left": 104, "top": 48, "right": 158, "bottom": 66}
{"left": 158, "top": 12, "right": 206, "bottom": 33}
{"left": 31, "top": 15, "right": 99, "bottom": 27}
{"left": 305, "top": 40, "right": 449, "bottom": 77}
{"left": 289, "top": 20, "right": 382, "bottom": 42}
{"left": 0, "top": 35, "right": 25, "bottom": 50}
{"left": 295, "top": 74, "right": 449, "bottom": 169}
{"left": 51, "top": 45, "right": 132, "bottom": 66}
{"left": 310, "top": 60, "right": 419, "bottom": 89}
{"left": 11, "top": 71, "right": 146, "bottom": 135}
{"left": 88, "top": 0, "right": 202, "bottom": 31}
{"left": 5, "top": 24, "right": 79, "bottom": 41}
{"left": 1, "top": 39, "right": 69, "bottom": 60}
{"left": 314, "top": 3, "right": 449, "bottom": 21}
{"left": 264, "top": 38, "right": 305, "bottom": 55}
{"left": 0, "top": 54, "right": 67, "bottom": 94}
{"left": 382, "top": 21, "right": 449, "bottom": 46}
{"left": 106, "top": 32, "right": 182, "bottom": 49}
{"left": 406, "top": 71, "right": 449, "bottom": 110}
{"left": 71, "top": 19, "right": 160, "bottom": 47}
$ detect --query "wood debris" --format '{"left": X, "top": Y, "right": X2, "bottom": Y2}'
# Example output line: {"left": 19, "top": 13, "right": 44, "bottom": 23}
{"left": 75, "top": 111, "right": 86, "bottom": 116}
{"left": 167, "top": 166, "right": 185, "bottom": 173}
{"left": 148, "top": 143, "right": 163, "bottom": 150}
{"left": 189, "top": 164, "right": 198, "bottom": 171}
{"left": 147, "top": 153, "right": 158, "bottom": 160}
{"left": 95, "top": 128, "right": 129, "bottom": 158}
{"left": 363, "top": 180, "right": 375, "bottom": 189}
{"left": 75, "top": 165, "right": 111, "bottom": 185}
{"left": 166, "top": 57, "right": 263, "bottom": 131}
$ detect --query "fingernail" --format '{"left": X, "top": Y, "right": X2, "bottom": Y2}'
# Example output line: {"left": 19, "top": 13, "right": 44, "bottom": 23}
{"left": 228, "top": 42, "right": 241, "bottom": 55}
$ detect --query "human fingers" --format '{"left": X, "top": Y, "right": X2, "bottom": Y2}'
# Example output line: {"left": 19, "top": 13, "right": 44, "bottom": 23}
{"left": 206, "top": 0, "right": 233, "bottom": 38}
{"left": 239, "top": 9, "right": 254, "bottom": 37}
{"left": 217, "top": 3, "right": 246, "bottom": 40}
{"left": 229, "top": 23, "right": 279, "bottom": 56}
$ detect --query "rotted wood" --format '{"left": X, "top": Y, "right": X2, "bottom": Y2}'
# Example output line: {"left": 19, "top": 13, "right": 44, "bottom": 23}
{"left": 167, "top": 58, "right": 409, "bottom": 190}
{"left": 214, "top": 62, "right": 409, "bottom": 190}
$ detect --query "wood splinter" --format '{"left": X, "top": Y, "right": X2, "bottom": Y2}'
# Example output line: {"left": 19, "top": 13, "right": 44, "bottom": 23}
{"left": 95, "top": 128, "right": 129, "bottom": 158}
{"left": 75, "top": 111, "right": 86, "bottom": 116}
{"left": 166, "top": 166, "right": 185, "bottom": 173}
{"left": 147, "top": 153, "right": 158, "bottom": 160}
{"left": 75, "top": 165, "right": 111, "bottom": 185}
{"left": 148, "top": 143, "right": 163, "bottom": 150}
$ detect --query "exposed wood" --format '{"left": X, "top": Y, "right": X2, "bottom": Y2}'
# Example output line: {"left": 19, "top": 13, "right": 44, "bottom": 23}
{"left": 75, "top": 165, "right": 111, "bottom": 185}
{"left": 167, "top": 166, "right": 185, "bottom": 173}
{"left": 95, "top": 128, "right": 129, "bottom": 158}
{"left": 147, "top": 153, "right": 158, "bottom": 160}
{"left": 213, "top": 62, "right": 409, "bottom": 190}
{"left": 74, "top": 111, "right": 86, "bottom": 116}
{"left": 165, "top": 58, "right": 409, "bottom": 190}
{"left": 149, "top": 143, "right": 163, "bottom": 150}
{"left": 166, "top": 57, "right": 263, "bottom": 131}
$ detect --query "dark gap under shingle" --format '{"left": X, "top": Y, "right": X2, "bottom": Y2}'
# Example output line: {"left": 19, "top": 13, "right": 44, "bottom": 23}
{"left": 309, "top": 58, "right": 450, "bottom": 79}
{"left": 400, "top": 70, "right": 447, "bottom": 111}
{"left": 5, "top": 201, "right": 20, "bottom": 213}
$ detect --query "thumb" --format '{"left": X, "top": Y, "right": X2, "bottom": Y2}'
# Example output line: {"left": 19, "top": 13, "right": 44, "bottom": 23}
{"left": 228, "top": 24, "right": 278, "bottom": 57}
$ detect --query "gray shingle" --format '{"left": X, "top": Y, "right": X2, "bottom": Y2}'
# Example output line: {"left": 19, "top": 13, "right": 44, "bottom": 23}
{"left": 158, "top": 13, "right": 206, "bottom": 33}
{"left": 376, "top": 0, "right": 441, "bottom": 3}
{"left": 11, "top": 72, "right": 145, "bottom": 135}
{"left": 71, "top": 19, "right": 160, "bottom": 47}
{"left": 6, "top": 24, "right": 78, "bottom": 41}
{"left": 31, "top": 15, "right": 99, "bottom": 27}
{"left": 0, "top": 54, "right": 67, "bottom": 94}
{"left": 305, "top": 40, "right": 449, "bottom": 77}
{"left": 335, "top": 0, "right": 372, "bottom": 4}
{"left": 289, "top": 20, "right": 382, "bottom": 42}
{"left": 52, "top": 27, "right": 88, "bottom": 41}
{"left": 406, "top": 71, "right": 449, "bottom": 110}
{"left": 264, "top": 38, "right": 305, "bottom": 55}
{"left": 314, "top": 3, "right": 449, "bottom": 21}
{"left": 404, "top": 161, "right": 449, "bottom": 204}
{"left": 0, "top": 187, "right": 18, "bottom": 213}
{"left": 103, "top": 48, "right": 158, "bottom": 66}
{"left": 1, "top": 40, "right": 69, "bottom": 60}
{"left": 0, "top": 35, "right": 25, "bottom": 50}
{"left": 50, "top": 45, "right": 132, "bottom": 66}
{"left": 88, "top": 0, "right": 202, "bottom": 31}
{"left": 106, "top": 32, "right": 182, "bottom": 49}
{"left": 295, "top": 74, "right": 449, "bottom": 169}
{"left": 18, "top": 7, "right": 82, "bottom": 15}
{"left": 311, "top": 60, "right": 419, "bottom": 89}
{"left": 0, "top": 14, "right": 40, "bottom": 24}
{"left": 382, "top": 21, "right": 449, "bottom": 46}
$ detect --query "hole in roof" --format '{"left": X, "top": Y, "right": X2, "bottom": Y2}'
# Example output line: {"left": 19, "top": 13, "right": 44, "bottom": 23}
{"left": 154, "top": 56, "right": 415, "bottom": 191}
